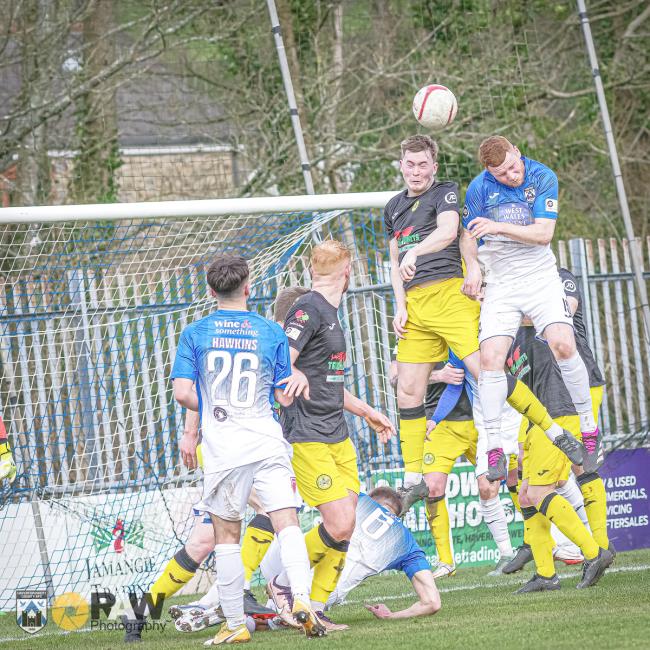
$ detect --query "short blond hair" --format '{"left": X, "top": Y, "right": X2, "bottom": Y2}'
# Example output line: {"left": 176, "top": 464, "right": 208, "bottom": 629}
{"left": 478, "top": 135, "right": 514, "bottom": 168}
{"left": 310, "top": 239, "right": 352, "bottom": 275}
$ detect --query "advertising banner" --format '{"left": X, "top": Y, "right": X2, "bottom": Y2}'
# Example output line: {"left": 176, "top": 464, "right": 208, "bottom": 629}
{"left": 598, "top": 447, "right": 650, "bottom": 551}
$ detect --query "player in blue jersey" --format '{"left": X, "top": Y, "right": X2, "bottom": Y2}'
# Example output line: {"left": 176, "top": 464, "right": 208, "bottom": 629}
{"left": 171, "top": 255, "right": 325, "bottom": 643}
{"left": 175, "top": 487, "right": 440, "bottom": 633}
{"left": 327, "top": 487, "right": 440, "bottom": 619}
{"left": 461, "top": 135, "right": 597, "bottom": 482}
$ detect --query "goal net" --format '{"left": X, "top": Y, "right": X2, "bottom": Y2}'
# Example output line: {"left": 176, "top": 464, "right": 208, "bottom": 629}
{"left": 0, "top": 197, "right": 399, "bottom": 613}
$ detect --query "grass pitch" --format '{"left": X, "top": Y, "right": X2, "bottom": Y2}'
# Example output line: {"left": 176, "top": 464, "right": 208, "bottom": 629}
{"left": 2, "top": 549, "right": 649, "bottom": 650}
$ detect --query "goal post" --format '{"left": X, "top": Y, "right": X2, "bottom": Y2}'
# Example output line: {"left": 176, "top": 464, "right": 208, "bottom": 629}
{"left": 0, "top": 192, "right": 399, "bottom": 614}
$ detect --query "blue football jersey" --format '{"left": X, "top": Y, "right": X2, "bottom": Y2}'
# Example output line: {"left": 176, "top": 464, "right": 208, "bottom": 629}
{"left": 171, "top": 309, "right": 292, "bottom": 471}
{"left": 463, "top": 156, "right": 559, "bottom": 281}
{"left": 327, "top": 494, "right": 430, "bottom": 606}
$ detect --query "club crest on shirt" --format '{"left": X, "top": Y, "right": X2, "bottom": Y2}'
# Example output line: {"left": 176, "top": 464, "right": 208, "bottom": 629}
{"left": 524, "top": 185, "right": 536, "bottom": 203}
{"left": 213, "top": 407, "right": 228, "bottom": 422}
{"left": 316, "top": 474, "right": 333, "bottom": 490}
{"left": 411, "top": 200, "right": 420, "bottom": 212}
{"left": 563, "top": 278, "right": 576, "bottom": 293}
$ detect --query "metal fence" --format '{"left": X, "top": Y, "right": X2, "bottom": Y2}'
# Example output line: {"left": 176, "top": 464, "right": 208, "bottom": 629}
{"left": 0, "top": 223, "right": 648, "bottom": 498}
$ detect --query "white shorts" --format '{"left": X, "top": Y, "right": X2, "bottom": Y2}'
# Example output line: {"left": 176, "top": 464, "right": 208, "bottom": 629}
{"left": 479, "top": 272, "right": 573, "bottom": 343}
{"left": 196, "top": 455, "right": 298, "bottom": 522}
{"left": 474, "top": 401, "right": 522, "bottom": 477}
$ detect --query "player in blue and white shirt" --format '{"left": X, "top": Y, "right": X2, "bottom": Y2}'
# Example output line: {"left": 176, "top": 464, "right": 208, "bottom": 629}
{"left": 171, "top": 255, "right": 325, "bottom": 642}
{"left": 326, "top": 488, "right": 440, "bottom": 619}
{"left": 461, "top": 136, "right": 595, "bottom": 481}
{"left": 175, "top": 488, "right": 440, "bottom": 634}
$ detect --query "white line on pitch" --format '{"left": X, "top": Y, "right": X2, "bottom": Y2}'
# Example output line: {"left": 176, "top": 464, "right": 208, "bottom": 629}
{"left": 345, "top": 562, "right": 650, "bottom": 604}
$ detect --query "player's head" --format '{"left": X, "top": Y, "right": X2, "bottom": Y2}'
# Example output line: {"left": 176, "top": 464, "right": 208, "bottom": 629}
{"left": 478, "top": 135, "right": 525, "bottom": 187}
{"left": 310, "top": 239, "right": 352, "bottom": 292}
{"left": 399, "top": 135, "right": 438, "bottom": 195}
{"left": 273, "top": 286, "right": 310, "bottom": 323}
{"left": 206, "top": 255, "right": 250, "bottom": 300}
{"left": 369, "top": 486, "right": 402, "bottom": 516}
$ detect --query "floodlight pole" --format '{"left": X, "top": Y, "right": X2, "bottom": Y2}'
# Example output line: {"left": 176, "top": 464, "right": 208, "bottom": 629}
{"left": 267, "top": 0, "right": 314, "bottom": 195}
{"left": 576, "top": 0, "right": 650, "bottom": 347}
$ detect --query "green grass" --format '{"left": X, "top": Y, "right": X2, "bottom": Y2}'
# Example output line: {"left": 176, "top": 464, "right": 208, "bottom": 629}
{"left": 3, "top": 549, "right": 650, "bottom": 649}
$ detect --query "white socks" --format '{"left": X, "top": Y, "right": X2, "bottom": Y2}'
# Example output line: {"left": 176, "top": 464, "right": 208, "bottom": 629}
{"left": 214, "top": 544, "right": 245, "bottom": 630}
{"left": 556, "top": 353, "right": 596, "bottom": 432}
{"left": 403, "top": 471, "right": 423, "bottom": 489}
{"left": 478, "top": 370, "right": 507, "bottom": 451}
{"left": 278, "top": 525, "right": 311, "bottom": 602}
{"left": 198, "top": 579, "right": 221, "bottom": 608}
{"left": 480, "top": 496, "right": 513, "bottom": 558}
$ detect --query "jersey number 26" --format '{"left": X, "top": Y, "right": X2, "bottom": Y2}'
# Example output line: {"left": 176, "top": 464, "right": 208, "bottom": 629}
{"left": 207, "top": 351, "right": 259, "bottom": 409}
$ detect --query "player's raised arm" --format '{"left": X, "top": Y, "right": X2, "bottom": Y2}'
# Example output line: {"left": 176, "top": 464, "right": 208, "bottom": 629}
{"left": 398, "top": 204, "right": 459, "bottom": 283}
{"left": 343, "top": 389, "right": 396, "bottom": 444}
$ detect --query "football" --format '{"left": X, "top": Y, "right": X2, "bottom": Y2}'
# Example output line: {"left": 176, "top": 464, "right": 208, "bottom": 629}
{"left": 412, "top": 84, "right": 458, "bottom": 130}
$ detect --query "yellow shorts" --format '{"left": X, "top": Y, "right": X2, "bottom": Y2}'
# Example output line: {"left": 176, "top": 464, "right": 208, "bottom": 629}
{"left": 522, "top": 386, "right": 604, "bottom": 486}
{"left": 422, "top": 419, "right": 477, "bottom": 475}
{"left": 290, "top": 438, "right": 360, "bottom": 507}
{"left": 396, "top": 277, "right": 480, "bottom": 364}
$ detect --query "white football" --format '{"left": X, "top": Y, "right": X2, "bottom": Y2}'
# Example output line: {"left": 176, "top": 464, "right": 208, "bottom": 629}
{"left": 412, "top": 84, "right": 458, "bottom": 130}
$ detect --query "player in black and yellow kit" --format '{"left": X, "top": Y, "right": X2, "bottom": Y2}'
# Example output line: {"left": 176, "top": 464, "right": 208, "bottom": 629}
{"left": 386, "top": 135, "right": 585, "bottom": 512}
{"left": 276, "top": 240, "right": 395, "bottom": 631}
{"left": 502, "top": 269, "right": 613, "bottom": 592}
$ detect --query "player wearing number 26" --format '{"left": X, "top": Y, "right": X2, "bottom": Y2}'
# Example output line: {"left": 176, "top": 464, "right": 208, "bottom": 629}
{"left": 171, "top": 255, "right": 323, "bottom": 642}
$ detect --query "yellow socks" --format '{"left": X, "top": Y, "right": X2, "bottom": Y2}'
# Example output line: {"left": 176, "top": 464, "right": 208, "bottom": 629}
{"left": 425, "top": 495, "right": 454, "bottom": 566}
{"left": 538, "top": 492, "right": 599, "bottom": 560}
{"left": 508, "top": 484, "right": 521, "bottom": 514}
{"left": 577, "top": 472, "right": 609, "bottom": 549}
{"left": 506, "top": 379, "right": 554, "bottom": 431}
{"left": 241, "top": 514, "right": 275, "bottom": 588}
{"left": 521, "top": 506, "right": 555, "bottom": 578}
{"left": 150, "top": 547, "right": 199, "bottom": 601}
{"left": 399, "top": 406, "right": 427, "bottom": 472}
{"left": 304, "top": 523, "right": 349, "bottom": 605}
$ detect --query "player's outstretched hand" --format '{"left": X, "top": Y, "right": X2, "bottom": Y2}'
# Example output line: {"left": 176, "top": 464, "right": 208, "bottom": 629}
{"left": 179, "top": 432, "right": 198, "bottom": 470}
{"left": 467, "top": 217, "right": 499, "bottom": 240}
{"left": 365, "top": 603, "right": 392, "bottom": 619}
{"left": 425, "top": 419, "right": 437, "bottom": 441}
{"left": 278, "top": 370, "right": 310, "bottom": 400}
{"left": 365, "top": 409, "right": 396, "bottom": 444}
{"left": 392, "top": 306, "right": 408, "bottom": 339}
{"left": 399, "top": 250, "right": 418, "bottom": 282}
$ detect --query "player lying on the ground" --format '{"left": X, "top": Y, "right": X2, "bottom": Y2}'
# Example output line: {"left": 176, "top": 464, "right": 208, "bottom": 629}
{"left": 462, "top": 135, "right": 599, "bottom": 480}
{"left": 0, "top": 414, "right": 16, "bottom": 484}
{"left": 173, "top": 487, "right": 441, "bottom": 634}
{"left": 503, "top": 269, "right": 612, "bottom": 589}
{"left": 384, "top": 135, "right": 583, "bottom": 505}
{"left": 496, "top": 274, "right": 612, "bottom": 592}
{"left": 170, "top": 254, "right": 325, "bottom": 644}
{"left": 278, "top": 241, "right": 396, "bottom": 631}
{"left": 390, "top": 352, "right": 518, "bottom": 577}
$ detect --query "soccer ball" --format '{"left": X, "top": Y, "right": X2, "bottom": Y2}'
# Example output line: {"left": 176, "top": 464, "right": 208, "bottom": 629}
{"left": 412, "top": 84, "right": 458, "bottom": 130}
